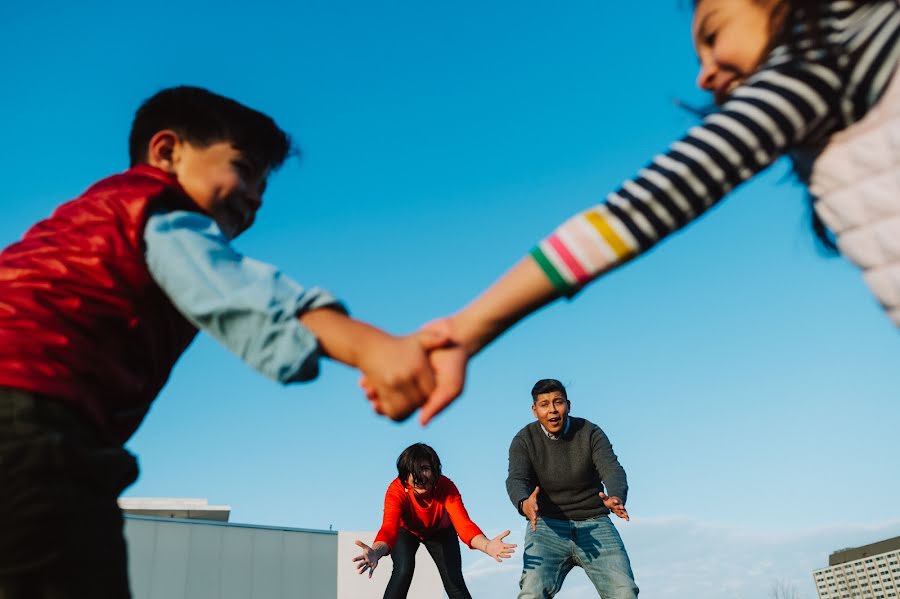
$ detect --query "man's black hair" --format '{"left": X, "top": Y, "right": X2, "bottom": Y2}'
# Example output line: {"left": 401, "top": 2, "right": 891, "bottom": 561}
{"left": 128, "top": 86, "right": 293, "bottom": 171}
{"left": 396, "top": 443, "right": 442, "bottom": 489}
{"left": 531, "top": 379, "right": 567, "bottom": 403}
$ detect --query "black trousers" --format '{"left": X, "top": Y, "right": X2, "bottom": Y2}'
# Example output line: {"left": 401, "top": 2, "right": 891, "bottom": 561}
{"left": 0, "top": 388, "right": 138, "bottom": 599}
{"left": 383, "top": 526, "right": 472, "bottom": 599}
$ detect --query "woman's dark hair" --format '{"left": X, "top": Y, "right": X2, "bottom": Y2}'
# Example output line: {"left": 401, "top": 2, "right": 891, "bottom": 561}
{"left": 397, "top": 443, "right": 442, "bottom": 489}
{"left": 128, "top": 86, "right": 294, "bottom": 172}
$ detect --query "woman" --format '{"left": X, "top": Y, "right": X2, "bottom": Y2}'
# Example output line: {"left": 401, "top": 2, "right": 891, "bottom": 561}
{"left": 353, "top": 443, "right": 515, "bottom": 599}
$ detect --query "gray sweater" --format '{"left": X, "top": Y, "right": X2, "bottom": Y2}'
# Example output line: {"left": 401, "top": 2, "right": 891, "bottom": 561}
{"left": 506, "top": 416, "right": 628, "bottom": 521}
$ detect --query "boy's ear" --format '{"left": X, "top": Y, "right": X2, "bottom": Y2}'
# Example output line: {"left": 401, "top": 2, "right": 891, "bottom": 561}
{"left": 146, "top": 130, "right": 182, "bottom": 173}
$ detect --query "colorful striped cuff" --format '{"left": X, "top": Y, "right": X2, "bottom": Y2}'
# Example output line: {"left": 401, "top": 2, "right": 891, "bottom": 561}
{"left": 530, "top": 246, "right": 578, "bottom": 298}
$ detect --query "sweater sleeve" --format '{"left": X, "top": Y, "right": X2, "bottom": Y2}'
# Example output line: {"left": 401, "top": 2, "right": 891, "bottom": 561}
{"left": 530, "top": 58, "right": 842, "bottom": 296}
{"left": 591, "top": 426, "right": 628, "bottom": 504}
{"left": 373, "top": 479, "right": 405, "bottom": 550}
{"left": 506, "top": 432, "right": 536, "bottom": 515}
{"left": 441, "top": 478, "right": 484, "bottom": 549}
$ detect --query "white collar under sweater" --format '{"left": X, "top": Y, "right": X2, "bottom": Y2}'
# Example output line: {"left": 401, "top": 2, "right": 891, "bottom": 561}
{"left": 540, "top": 416, "right": 571, "bottom": 440}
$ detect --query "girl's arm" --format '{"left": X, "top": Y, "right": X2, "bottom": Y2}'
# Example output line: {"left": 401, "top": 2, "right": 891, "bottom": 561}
{"left": 418, "top": 58, "right": 843, "bottom": 424}
{"left": 417, "top": 257, "right": 563, "bottom": 424}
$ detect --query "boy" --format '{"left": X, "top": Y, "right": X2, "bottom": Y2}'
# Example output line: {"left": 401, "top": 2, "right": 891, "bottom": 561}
{"left": 0, "top": 86, "right": 440, "bottom": 598}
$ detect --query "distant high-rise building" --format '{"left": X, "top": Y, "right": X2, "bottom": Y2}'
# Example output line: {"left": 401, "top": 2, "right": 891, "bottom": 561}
{"left": 813, "top": 536, "right": 900, "bottom": 599}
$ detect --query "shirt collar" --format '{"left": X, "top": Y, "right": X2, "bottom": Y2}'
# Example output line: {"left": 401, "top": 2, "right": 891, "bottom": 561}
{"left": 540, "top": 416, "right": 570, "bottom": 440}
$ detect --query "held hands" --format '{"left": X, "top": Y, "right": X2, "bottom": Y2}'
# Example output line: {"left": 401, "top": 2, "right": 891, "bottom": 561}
{"left": 522, "top": 486, "right": 540, "bottom": 531}
{"left": 352, "top": 540, "right": 386, "bottom": 578}
{"left": 598, "top": 492, "right": 630, "bottom": 521}
{"left": 357, "top": 328, "right": 451, "bottom": 422}
{"left": 483, "top": 531, "right": 517, "bottom": 562}
{"left": 361, "top": 317, "right": 470, "bottom": 424}
{"left": 416, "top": 317, "right": 469, "bottom": 425}
{"left": 300, "top": 308, "right": 451, "bottom": 422}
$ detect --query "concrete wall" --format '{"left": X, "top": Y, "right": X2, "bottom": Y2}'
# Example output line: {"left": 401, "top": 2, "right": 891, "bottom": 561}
{"left": 125, "top": 516, "right": 337, "bottom": 599}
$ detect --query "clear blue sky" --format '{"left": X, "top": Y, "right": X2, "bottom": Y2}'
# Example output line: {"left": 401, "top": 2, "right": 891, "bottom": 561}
{"left": 2, "top": 2, "right": 899, "bottom": 597}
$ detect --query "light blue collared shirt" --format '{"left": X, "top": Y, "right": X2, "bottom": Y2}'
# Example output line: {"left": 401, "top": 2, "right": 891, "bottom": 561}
{"left": 144, "top": 210, "right": 343, "bottom": 383}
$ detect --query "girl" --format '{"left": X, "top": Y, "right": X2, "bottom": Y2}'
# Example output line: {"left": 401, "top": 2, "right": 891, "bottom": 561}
{"left": 352, "top": 443, "right": 515, "bottom": 599}
{"left": 407, "top": 0, "right": 900, "bottom": 424}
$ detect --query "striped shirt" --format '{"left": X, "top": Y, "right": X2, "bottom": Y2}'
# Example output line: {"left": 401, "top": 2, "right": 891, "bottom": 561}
{"left": 533, "top": 0, "right": 900, "bottom": 295}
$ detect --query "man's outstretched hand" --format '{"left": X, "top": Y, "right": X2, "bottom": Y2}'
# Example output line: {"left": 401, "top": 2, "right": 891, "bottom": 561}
{"left": 598, "top": 492, "right": 629, "bottom": 521}
{"left": 522, "top": 486, "right": 541, "bottom": 531}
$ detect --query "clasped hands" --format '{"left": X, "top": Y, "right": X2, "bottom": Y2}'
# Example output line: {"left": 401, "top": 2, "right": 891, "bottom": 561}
{"left": 358, "top": 317, "right": 468, "bottom": 425}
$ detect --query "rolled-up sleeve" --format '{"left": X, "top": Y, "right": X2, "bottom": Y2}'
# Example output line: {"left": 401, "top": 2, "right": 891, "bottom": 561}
{"left": 144, "top": 210, "right": 345, "bottom": 383}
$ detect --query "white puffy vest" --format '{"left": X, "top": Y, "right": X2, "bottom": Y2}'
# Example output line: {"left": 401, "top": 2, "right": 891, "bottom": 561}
{"left": 808, "top": 64, "right": 900, "bottom": 326}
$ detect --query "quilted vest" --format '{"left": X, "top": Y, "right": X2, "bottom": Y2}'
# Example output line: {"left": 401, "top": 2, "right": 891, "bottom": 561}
{"left": 807, "top": 64, "right": 900, "bottom": 326}
{"left": 0, "top": 165, "right": 199, "bottom": 443}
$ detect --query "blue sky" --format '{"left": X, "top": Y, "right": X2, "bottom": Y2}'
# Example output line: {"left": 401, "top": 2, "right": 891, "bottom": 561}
{"left": 2, "top": 1, "right": 899, "bottom": 597}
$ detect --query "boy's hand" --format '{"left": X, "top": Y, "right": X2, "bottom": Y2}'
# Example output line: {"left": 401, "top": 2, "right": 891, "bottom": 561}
{"left": 299, "top": 308, "right": 447, "bottom": 421}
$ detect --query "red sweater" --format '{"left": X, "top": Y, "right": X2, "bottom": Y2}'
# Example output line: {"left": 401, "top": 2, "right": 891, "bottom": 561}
{"left": 374, "top": 476, "right": 484, "bottom": 550}
{"left": 0, "top": 165, "right": 199, "bottom": 443}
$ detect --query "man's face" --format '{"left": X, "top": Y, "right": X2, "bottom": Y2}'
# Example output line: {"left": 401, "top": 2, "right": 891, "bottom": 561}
{"left": 532, "top": 391, "right": 569, "bottom": 435}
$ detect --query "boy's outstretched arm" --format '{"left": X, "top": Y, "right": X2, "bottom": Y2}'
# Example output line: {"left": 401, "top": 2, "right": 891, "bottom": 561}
{"left": 418, "top": 257, "right": 560, "bottom": 424}
{"left": 300, "top": 307, "right": 447, "bottom": 421}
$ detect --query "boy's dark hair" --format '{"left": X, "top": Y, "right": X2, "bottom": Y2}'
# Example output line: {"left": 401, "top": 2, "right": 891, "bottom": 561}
{"left": 531, "top": 379, "right": 567, "bottom": 403}
{"left": 128, "top": 86, "right": 293, "bottom": 172}
{"left": 396, "top": 443, "right": 442, "bottom": 489}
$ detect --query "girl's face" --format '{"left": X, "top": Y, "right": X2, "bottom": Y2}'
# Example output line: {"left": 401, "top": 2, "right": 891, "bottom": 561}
{"left": 692, "top": 0, "right": 781, "bottom": 104}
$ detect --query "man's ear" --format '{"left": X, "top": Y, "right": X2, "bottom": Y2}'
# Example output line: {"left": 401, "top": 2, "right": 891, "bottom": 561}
{"left": 146, "top": 130, "right": 181, "bottom": 173}
{"left": 531, "top": 403, "right": 538, "bottom": 419}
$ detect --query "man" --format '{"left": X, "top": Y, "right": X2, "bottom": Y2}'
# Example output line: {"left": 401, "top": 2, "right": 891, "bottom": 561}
{"left": 506, "top": 379, "right": 638, "bottom": 598}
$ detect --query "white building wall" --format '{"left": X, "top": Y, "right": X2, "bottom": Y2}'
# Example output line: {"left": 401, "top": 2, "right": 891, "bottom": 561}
{"left": 125, "top": 516, "right": 338, "bottom": 599}
{"left": 337, "top": 531, "right": 444, "bottom": 599}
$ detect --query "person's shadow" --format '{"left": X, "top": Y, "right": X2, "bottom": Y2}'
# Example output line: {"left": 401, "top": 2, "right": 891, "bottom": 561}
{"left": 573, "top": 524, "right": 603, "bottom": 560}
{"left": 522, "top": 542, "right": 544, "bottom": 571}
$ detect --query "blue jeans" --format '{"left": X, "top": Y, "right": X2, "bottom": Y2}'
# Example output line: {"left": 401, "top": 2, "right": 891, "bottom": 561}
{"left": 519, "top": 515, "right": 638, "bottom": 598}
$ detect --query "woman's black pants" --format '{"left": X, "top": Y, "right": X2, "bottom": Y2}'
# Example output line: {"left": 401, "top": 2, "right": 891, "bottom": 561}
{"left": 383, "top": 526, "right": 472, "bottom": 599}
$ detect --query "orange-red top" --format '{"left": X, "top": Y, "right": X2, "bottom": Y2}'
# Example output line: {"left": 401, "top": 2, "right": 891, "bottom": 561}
{"left": 374, "top": 475, "right": 484, "bottom": 550}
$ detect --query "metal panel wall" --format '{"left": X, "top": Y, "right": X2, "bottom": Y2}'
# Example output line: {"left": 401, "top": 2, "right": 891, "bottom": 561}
{"left": 124, "top": 516, "right": 338, "bottom": 599}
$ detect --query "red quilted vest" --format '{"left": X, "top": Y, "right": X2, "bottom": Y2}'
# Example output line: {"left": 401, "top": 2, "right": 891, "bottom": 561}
{"left": 0, "top": 165, "right": 199, "bottom": 443}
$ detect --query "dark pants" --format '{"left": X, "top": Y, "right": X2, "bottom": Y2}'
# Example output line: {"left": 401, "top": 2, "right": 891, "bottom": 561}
{"left": 383, "top": 526, "right": 472, "bottom": 599}
{"left": 0, "top": 388, "right": 138, "bottom": 599}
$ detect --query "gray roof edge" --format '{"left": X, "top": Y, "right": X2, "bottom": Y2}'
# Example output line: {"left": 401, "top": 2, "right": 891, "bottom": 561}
{"left": 828, "top": 535, "right": 900, "bottom": 566}
{"left": 124, "top": 514, "right": 338, "bottom": 535}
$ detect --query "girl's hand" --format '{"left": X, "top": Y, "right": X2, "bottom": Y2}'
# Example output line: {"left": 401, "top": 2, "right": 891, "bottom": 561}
{"left": 484, "top": 530, "right": 517, "bottom": 562}
{"left": 352, "top": 540, "right": 383, "bottom": 578}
